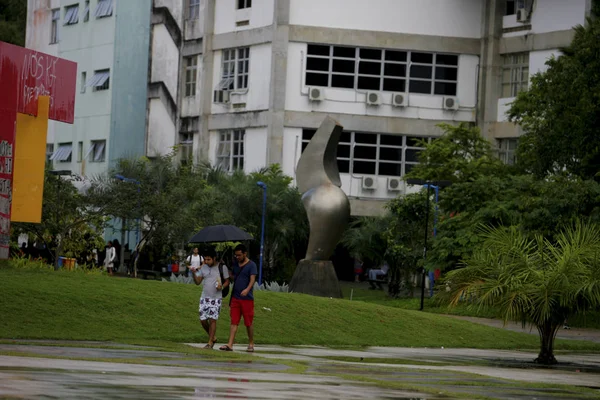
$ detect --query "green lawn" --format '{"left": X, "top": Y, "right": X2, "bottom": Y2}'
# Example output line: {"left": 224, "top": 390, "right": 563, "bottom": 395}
{"left": 341, "top": 282, "right": 600, "bottom": 329}
{"left": 1, "top": 267, "right": 599, "bottom": 351}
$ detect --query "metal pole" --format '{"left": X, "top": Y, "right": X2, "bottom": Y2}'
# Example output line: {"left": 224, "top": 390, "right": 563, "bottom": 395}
{"left": 420, "top": 184, "right": 431, "bottom": 311}
{"left": 258, "top": 184, "right": 267, "bottom": 286}
{"left": 429, "top": 185, "right": 439, "bottom": 298}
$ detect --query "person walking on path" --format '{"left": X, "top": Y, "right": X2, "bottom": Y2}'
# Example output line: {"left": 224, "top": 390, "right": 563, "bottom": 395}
{"left": 104, "top": 241, "right": 116, "bottom": 276}
{"left": 191, "top": 249, "right": 229, "bottom": 349}
{"left": 220, "top": 244, "right": 257, "bottom": 352}
{"left": 186, "top": 247, "right": 204, "bottom": 271}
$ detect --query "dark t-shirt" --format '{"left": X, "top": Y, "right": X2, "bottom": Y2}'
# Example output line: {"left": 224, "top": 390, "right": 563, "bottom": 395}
{"left": 232, "top": 260, "right": 258, "bottom": 300}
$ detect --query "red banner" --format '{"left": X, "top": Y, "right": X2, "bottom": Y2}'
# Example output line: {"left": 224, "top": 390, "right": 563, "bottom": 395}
{"left": 0, "top": 41, "right": 76, "bottom": 258}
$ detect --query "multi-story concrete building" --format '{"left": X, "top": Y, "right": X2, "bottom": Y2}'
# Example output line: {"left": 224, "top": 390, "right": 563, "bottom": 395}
{"left": 25, "top": 0, "right": 591, "bottom": 216}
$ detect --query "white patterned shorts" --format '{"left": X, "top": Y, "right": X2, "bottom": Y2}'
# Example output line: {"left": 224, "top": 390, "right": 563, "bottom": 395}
{"left": 199, "top": 297, "right": 222, "bottom": 321}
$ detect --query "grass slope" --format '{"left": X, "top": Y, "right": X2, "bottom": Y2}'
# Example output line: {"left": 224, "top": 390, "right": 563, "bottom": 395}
{"left": 1, "top": 268, "right": 599, "bottom": 350}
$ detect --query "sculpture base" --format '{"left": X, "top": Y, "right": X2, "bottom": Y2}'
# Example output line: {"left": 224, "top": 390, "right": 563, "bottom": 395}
{"left": 289, "top": 259, "right": 343, "bottom": 298}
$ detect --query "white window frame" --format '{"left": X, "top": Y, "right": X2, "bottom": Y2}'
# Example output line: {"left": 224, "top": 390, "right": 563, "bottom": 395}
{"left": 188, "top": 0, "right": 200, "bottom": 19}
{"left": 237, "top": 0, "right": 252, "bottom": 9}
{"left": 305, "top": 44, "right": 458, "bottom": 96}
{"left": 216, "top": 130, "right": 245, "bottom": 172}
{"left": 502, "top": 53, "right": 529, "bottom": 98}
{"left": 90, "top": 140, "right": 106, "bottom": 163}
{"left": 87, "top": 69, "right": 110, "bottom": 91}
{"left": 46, "top": 144, "right": 54, "bottom": 162}
{"left": 302, "top": 130, "right": 430, "bottom": 177}
{"left": 218, "top": 47, "right": 249, "bottom": 91}
{"left": 179, "top": 133, "right": 194, "bottom": 165}
{"left": 52, "top": 142, "right": 73, "bottom": 163}
{"left": 77, "top": 141, "right": 83, "bottom": 163}
{"left": 94, "top": 0, "right": 113, "bottom": 19}
{"left": 83, "top": 0, "right": 90, "bottom": 22}
{"left": 63, "top": 4, "right": 79, "bottom": 25}
{"left": 50, "top": 9, "right": 60, "bottom": 44}
{"left": 184, "top": 56, "right": 198, "bottom": 97}
{"left": 497, "top": 138, "right": 518, "bottom": 165}
{"left": 81, "top": 71, "right": 86, "bottom": 93}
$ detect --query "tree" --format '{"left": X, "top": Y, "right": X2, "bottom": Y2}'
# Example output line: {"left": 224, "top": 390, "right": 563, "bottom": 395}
{"left": 508, "top": 13, "right": 600, "bottom": 179}
{"left": 0, "top": 0, "right": 26, "bottom": 46}
{"left": 441, "top": 221, "right": 600, "bottom": 364}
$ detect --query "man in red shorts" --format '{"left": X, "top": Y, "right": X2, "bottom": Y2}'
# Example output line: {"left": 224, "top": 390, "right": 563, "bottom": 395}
{"left": 220, "top": 244, "right": 257, "bottom": 352}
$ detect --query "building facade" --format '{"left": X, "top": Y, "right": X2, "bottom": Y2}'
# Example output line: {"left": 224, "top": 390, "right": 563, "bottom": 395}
{"left": 25, "top": 0, "right": 591, "bottom": 216}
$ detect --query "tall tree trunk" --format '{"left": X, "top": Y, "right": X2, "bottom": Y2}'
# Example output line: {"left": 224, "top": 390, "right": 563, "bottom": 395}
{"left": 535, "top": 321, "right": 560, "bottom": 365}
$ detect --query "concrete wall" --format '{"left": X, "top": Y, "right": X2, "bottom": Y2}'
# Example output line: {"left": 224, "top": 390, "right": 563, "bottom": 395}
{"left": 244, "top": 127, "right": 268, "bottom": 172}
{"left": 151, "top": 24, "right": 180, "bottom": 103}
{"left": 210, "top": 43, "right": 272, "bottom": 114}
{"left": 503, "top": 0, "right": 587, "bottom": 36}
{"left": 147, "top": 98, "right": 176, "bottom": 156}
{"left": 109, "top": 0, "right": 152, "bottom": 167}
{"left": 289, "top": 0, "right": 483, "bottom": 38}
{"left": 214, "top": 0, "right": 275, "bottom": 34}
{"left": 285, "top": 42, "right": 478, "bottom": 123}
{"left": 154, "top": 0, "right": 184, "bottom": 30}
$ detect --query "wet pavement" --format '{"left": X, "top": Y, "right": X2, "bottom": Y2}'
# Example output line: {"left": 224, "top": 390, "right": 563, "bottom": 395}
{"left": 0, "top": 342, "right": 599, "bottom": 399}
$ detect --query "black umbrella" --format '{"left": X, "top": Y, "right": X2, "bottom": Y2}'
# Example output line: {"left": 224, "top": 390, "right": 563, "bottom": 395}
{"left": 189, "top": 225, "right": 254, "bottom": 243}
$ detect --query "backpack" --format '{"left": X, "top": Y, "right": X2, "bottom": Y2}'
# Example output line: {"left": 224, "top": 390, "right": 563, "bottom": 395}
{"left": 218, "top": 263, "right": 230, "bottom": 298}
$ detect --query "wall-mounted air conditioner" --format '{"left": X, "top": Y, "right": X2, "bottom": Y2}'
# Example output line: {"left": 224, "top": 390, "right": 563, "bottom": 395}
{"left": 516, "top": 7, "right": 529, "bottom": 22}
{"left": 308, "top": 87, "right": 324, "bottom": 102}
{"left": 392, "top": 92, "right": 407, "bottom": 107}
{"left": 387, "top": 177, "right": 402, "bottom": 192}
{"left": 366, "top": 91, "right": 382, "bottom": 106}
{"left": 361, "top": 176, "right": 377, "bottom": 190}
{"left": 443, "top": 96, "right": 459, "bottom": 111}
{"left": 213, "top": 90, "right": 230, "bottom": 104}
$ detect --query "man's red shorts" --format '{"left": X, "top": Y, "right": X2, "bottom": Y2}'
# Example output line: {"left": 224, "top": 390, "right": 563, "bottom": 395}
{"left": 230, "top": 297, "right": 254, "bottom": 327}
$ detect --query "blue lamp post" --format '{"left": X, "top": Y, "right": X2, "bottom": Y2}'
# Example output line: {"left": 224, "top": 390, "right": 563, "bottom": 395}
{"left": 115, "top": 174, "right": 141, "bottom": 262}
{"left": 256, "top": 181, "right": 267, "bottom": 286}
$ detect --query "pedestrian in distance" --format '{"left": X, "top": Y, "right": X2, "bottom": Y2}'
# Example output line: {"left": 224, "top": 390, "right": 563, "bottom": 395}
{"left": 191, "top": 248, "right": 230, "bottom": 349}
{"left": 220, "top": 244, "right": 257, "bottom": 352}
{"left": 104, "top": 240, "right": 116, "bottom": 276}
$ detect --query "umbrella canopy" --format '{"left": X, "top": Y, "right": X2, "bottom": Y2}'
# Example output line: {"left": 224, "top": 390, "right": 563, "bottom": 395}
{"left": 189, "top": 225, "right": 253, "bottom": 243}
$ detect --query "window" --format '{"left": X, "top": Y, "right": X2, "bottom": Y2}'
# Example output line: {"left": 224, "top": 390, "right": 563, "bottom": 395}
{"left": 302, "top": 129, "right": 430, "bottom": 176}
{"left": 86, "top": 69, "right": 110, "bottom": 91}
{"left": 64, "top": 4, "right": 79, "bottom": 25}
{"left": 50, "top": 9, "right": 60, "bottom": 44}
{"left": 81, "top": 72, "right": 86, "bottom": 93}
{"left": 188, "top": 0, "right": 200, "bottom": 19}
{"left": 218, "top": 47, "right": 249, "bottom": 91}
{"left": 305, "top": 44, "right": 458, "bottom": 96}
{"left": 83, "top": 0, "right": 90, "bottom": 22}
{"left": 216, "top": 130, "right": 245, "bottom": 171}
{"left": 180, "top": 133, "right": 193, "bottom": 165}
{"left": 506, "top": 0, "right": 525, "bottom": 15}
{"left": 90, "top": 140, "right": 106, "bottom": 162}
{"left": 184, "top": 56, "right": 198, "bottom": 97}
{"left": 95, "top": 0, "right": 113, "bottom": 18}
{"left": 502, "top": 53, "right": 529, "bottom": 97}
{"left": 237, "top": 0, "right": 252, "bottom": 9}
{"left": 50, "top": 143, "right": 73, "bottom": 163}
{"left": 46, "top": 144, "right": 54, "bottom": 162}
{"left": 77, "top": 141, "right": 83, "bottom": 162}
{"left": 497, "top": 138, "right": 518, "bottom": 165}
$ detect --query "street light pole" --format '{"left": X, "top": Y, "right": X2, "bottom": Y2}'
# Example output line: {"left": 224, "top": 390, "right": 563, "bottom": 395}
{"left": 49, "top": 170, "right": 71, "bottom": 270}
{"left": 256, "top": 181, "right": 267, "bottom": 286}
{"left": 115, "top": 174, "right": 141, "bottom": 277}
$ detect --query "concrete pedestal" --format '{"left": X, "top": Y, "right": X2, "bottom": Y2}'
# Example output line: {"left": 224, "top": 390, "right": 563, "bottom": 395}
{"left": 289, "top": 259, "right": 343, "bottom": 298}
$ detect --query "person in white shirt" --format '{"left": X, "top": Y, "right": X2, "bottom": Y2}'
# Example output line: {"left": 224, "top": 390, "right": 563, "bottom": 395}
{"left": 186, "top": 247, "right": 204, "bottom": 270}
{"left": 368, "top": 262, "right": 389, "bottom": 281}
{"left": 104, "top": 241, "right": 116, "bottom": 276}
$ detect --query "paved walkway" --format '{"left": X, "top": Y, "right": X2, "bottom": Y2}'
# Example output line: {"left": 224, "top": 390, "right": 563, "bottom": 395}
{"left": 448, "top": 316, "right": 600, "bottom": 344}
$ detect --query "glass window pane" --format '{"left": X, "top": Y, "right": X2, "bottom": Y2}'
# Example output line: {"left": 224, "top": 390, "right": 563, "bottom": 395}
{"left": 383, "top": 78, "right": 405, "bottom": 92}
{"left": 331, "top": 74, "right": 354, "bottom": 88}
{"left": 302, "top": 129, "right": 316, "bottom": 141}
{"left": 359, "top": 48, "right": 382, "bottom": 60}
{"left": 307, "top": 57, "right": 330, "bottom": 71}
{"left": 337, "top": 144, "right": 351, "bottom": 158}
{"left": 435, "top": 67, "right": 458, "bottom": 81}
{"left": 436, "top": 54, "right": 459, "bottom": 66}
{"left": 404, "top": 163, "right": 416, "bottom": 175}
{"left": 337, "top": 160, "right": 350, "bottom": 173}
{"left": 340, "top": 131, "right": 352, "bottom": 143}
{"left": 406, "top": 137, "right": 427, "bottom": 147}
{"left": 333, "top": 46, "right": 356, "bottom": 58}
{"left": 358, "top": 61, "right": 381, "bottom": 76}
{"left": 409, "top": 80, "right": 432, "bottom": 94}
{"left": 353, "top": 145, "right": 377, "bottom": 160}
{"left": 405, "top": 148, "right": 423, "bottom": 162}
{"left": 353, "top": 161, "right": 376, "bottom": 174}
{"left": 306, "top": 73, "right": 328, "bottom": 86}
{"left": 308, "top": 44, "right": 330, "bottom": 56}
{"left": 411, "top": 52, "right": 433, "bottom": 64}
{"left": 357, "top": 76, "right": 380, "bottom": 90}
{"left": 380, "top": 134, "right": 403, "bottom": 146}
{"left": 332, "top": 59, "right": 355, "bottom": 73}
{"left": 379, "top": 147, "right": 403, "bottom": 161}
{"left": 354, "top": 133, "right": 378, "bottom": 144}
{"left": 379, "top": 162, "right": 402, "bottom": 176}
{"left": 410, "top": 65, "right": 432, "bottom": 79}
{"left": 434, "top": 82, "right": 457, "bottom": 96}
{"left": 384, "top": 63, "right": 406, "bottom": 77}
{"left": 385, "top": 50, "right": 407, "bottom": 62}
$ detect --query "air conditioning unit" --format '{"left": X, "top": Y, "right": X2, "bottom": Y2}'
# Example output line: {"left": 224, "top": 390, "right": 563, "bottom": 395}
{"left": 387, "top": 177, "right": 402, "bottom": 192}
{"left": 213, "top": 90, "right": 230, "bottom": 104}
{"left": 361, "top": 176, "right": 377, "bottom": 190}
{"left": 308, "top": 87, "right": 324, "bottom": 102}
{"left": 392, "top": 92, "right": 407, "bottom": 107}
{"left": 443, "top": 96, "right": 459, "bottom": 111}
{"left": 366, "top": 91, "right": 382, "bottom": 106}
{"left": 516, "top": 7, "right": 529, "bottom": 22}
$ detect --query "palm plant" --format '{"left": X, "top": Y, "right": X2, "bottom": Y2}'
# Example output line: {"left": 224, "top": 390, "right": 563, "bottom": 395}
{"left": 441, "top": 220, "right": 600, "bottom": 364}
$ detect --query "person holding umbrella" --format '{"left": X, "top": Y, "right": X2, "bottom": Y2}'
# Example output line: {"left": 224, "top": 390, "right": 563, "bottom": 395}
{"left": 191, "top": 248, "right": 229, "bottom": 349}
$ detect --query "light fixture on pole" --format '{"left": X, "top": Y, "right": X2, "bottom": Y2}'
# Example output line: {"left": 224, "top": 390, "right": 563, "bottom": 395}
{"left": 406, "top": 178, "right": 451, "bottom": 311}
{"left": 256, "top": 181, "right": 267, "bottom": 286}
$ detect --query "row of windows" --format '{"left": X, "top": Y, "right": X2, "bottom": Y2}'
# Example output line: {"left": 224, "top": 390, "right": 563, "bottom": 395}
{"left": 188, "top": 0, "right": 251, "bottom": 19}
{"left": 47, "top": 140, "right": 106, "bottom": 163}
{"left": 305, "top": 44, "right": 459, "bottom": 96}
{"left": 51, "top": 0, "right": 113, "bottom": 44}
